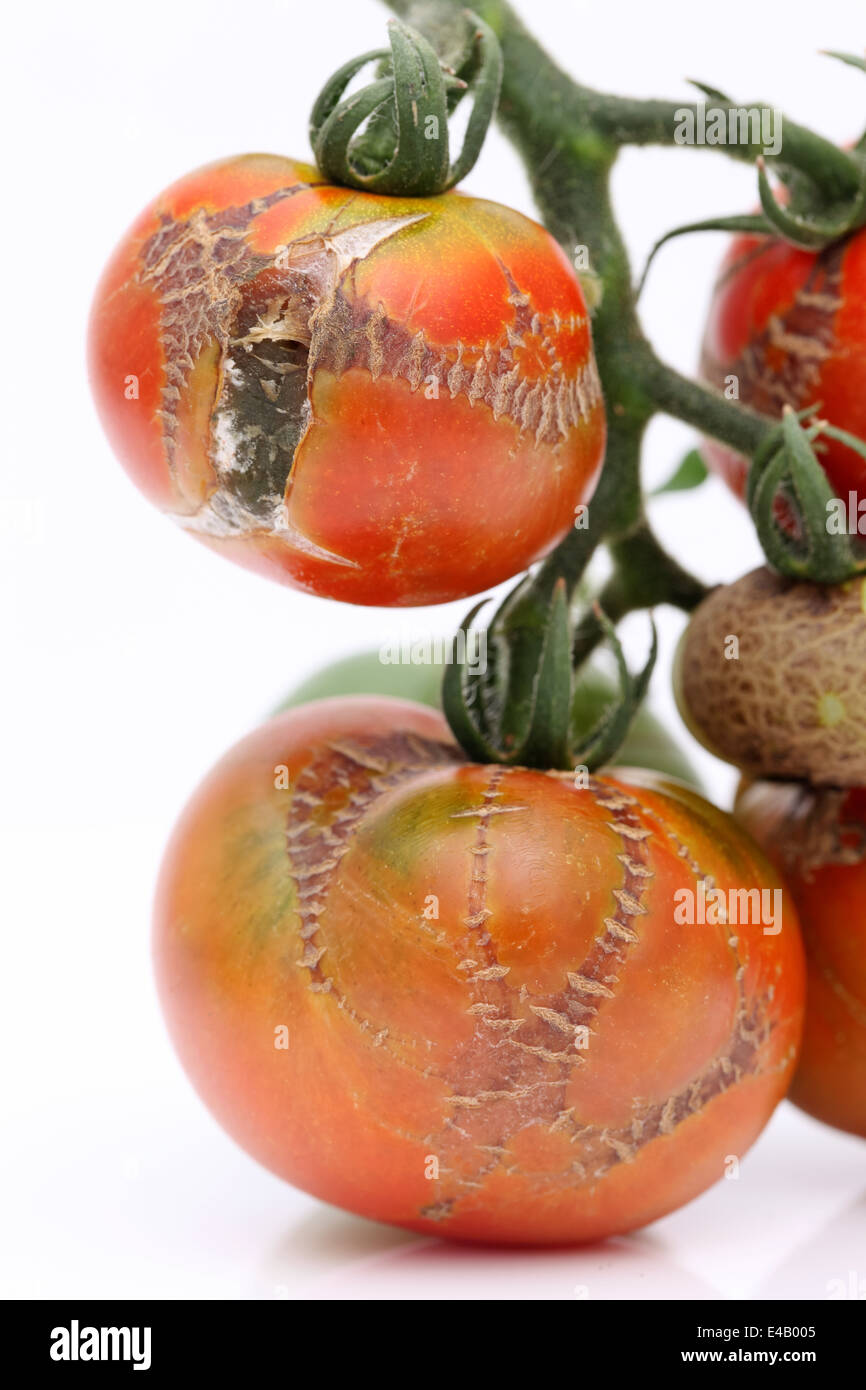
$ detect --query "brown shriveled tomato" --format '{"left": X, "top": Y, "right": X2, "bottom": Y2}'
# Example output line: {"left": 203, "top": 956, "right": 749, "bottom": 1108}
{"left": 89, "top": 155, "right": 605, "bottom": 606}
{"left": 737, "top": 779, "right": 866, "bottom": 1140}
{"left": 675, "top": 568, "right": 866, "bottom": 787}
{"left": 154, "top": 696, "right": 804, "bottom": 1245}
{"left": 700, "top": 227, "right": 866, "bottom": 502}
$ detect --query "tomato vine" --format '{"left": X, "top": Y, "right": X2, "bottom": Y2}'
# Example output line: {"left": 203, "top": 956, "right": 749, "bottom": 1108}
{"left": 313, "top": 0, "right": 866, "bottom": 768}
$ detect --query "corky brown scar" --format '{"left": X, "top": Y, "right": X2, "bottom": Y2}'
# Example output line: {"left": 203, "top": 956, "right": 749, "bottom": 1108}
{"left": 287, "top": 730, "right": 462, "bottom": 1073}
{"left": 283, "top": 744, "right": 778, "bottom": 1222}
{"left": 701, "top": 240, "right": 844, "bottom": 415}
{"left": 137, "top": 189, "right": 602, "bottom": 545}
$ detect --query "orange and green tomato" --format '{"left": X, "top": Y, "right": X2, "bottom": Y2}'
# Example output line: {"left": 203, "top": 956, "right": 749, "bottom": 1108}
{"left": 154, "top": 696, "right": 804, "bottom": 1245}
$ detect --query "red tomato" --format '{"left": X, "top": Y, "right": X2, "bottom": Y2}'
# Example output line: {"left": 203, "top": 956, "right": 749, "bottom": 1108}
{"left": 154, "top": 696, "right": 804, "bottom": 1245}
{"left": 700, "top": 228, "right": 866, "bottom": 501}
{"left": 89, "top": 155, "right": 605, "bottom": 606}
{"left": 737, "top": 779, "right": 866, "bottom": 1139}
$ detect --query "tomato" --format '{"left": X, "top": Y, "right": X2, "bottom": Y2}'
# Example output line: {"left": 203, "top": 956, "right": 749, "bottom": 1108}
{"left": 736, "top": 779, "right": 866, "bottom": 1139}
{"left": 89, "top": 155, "right": 605, "bottom": 606}
{"left": 699, "top": 228, "right": 866, "bottom": 501}
{"left": 154, "top": 696, "right": 804, "bottom": 1245}
{"left": 277, "top": 650, "right": 703, "bottom": 786}
{"left": 675, "top": 568, "right": 866, "bottom": 787}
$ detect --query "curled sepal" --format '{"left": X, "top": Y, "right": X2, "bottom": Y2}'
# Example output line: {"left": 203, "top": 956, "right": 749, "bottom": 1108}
{"left": 309, "top": 13, "right": 502, "bottom": 197}
{"left": 821, "top": 49, "right": 866, "bottom": 152}
{"left": 822, "top": 50, "right": 866, "bottom": 74}
{"left": 442, "top": 582, "right": 659, "bottom": 773}
{"left": 511, "top": 578, "right": 574, "bottom": 770}
{"left": 744, "top": 404, "right": 816, "bottom": 513}
{"left": 749, "top": 407, "right": 866, "bottom": 583}
{"left": 756, "top": 157, "right": 866, "bottom": 249}
{"left": 442, "top": 582, "right": 575, "bottom": 770}
{"left": 570, "top": 608, "right": 658, "bottom": 770}
{"left": 441, "top": 600, "right": 504, "bottom": 764}
{"left": 638, "top": 213, "right": 773, "bottom": 296}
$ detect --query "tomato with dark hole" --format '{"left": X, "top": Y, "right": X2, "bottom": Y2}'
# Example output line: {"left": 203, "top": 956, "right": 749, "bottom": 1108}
{"left": 89, "top": 156, "right": 605, "bottom": 606}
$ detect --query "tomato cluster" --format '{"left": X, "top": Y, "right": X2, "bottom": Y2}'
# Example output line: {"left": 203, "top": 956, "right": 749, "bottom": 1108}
{"left": 89, "top": 88, "right": 866, "bottom": 1246}
{"left": 683, "top": 245, "right": 866, "bottom": 1139}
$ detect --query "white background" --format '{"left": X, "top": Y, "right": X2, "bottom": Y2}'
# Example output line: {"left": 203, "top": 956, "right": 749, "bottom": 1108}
{"left": 3, "top": 0, "right": 865, "bottom": 1300}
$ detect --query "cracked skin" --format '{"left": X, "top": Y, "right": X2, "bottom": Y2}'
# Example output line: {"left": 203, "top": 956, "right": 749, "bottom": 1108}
{"left": 88, "top": 154, "right": 605, "bottom": 606}
{"left": 700, "top": 229, "right": 866, "bottom": 504}
{"left": 154, "top": 696, "right": 805, "bottom": 1245}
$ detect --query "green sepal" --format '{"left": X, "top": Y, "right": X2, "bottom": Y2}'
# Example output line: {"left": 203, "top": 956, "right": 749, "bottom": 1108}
{"left": 749, "top": 408, "right": 866, "bottom": 582}
{"left": 440, "top": 600, "right": 504, "bottom": 764}
{"left": 638, "top": 214, "right": 773, "bottom": 296}
{"left": 512, "top": 578, "right": 574, "bottom": 770}
{"left": 571, "top": 608, "right": 658, "bottom": 770}
{"left": 310, "top": 13, "right": 501, "bottom": 197}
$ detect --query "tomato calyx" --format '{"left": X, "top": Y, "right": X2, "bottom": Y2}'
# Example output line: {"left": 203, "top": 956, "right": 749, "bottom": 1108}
{"left": 747, "top": 407, "right": 866, "bottom": 583}
{"left": 442, "top": 577, "right": 657, "bottom": 771}
{"left": 309, "top": 12, "right": 502, "bottom": 196}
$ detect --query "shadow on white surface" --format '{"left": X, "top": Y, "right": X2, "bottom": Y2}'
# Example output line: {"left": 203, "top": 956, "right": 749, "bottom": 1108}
{"left": 257, "top": 1207, "right": 720, "bottom": 1300}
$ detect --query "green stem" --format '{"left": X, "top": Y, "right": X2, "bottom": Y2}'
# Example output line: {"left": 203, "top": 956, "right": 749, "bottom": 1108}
{"left": 633, "top": 348, "right": 776, "bottom": 457}
{"left": 386, "top": 0, "right": 861, "bottom": 199}
{"left": 571, "top": 521, "right": 711, "bottom": 670}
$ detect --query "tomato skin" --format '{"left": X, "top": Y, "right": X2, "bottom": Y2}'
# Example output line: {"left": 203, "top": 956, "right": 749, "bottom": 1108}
{"left": 674, "top": 568, "right": 866, "bottom": 787}
{"left": 700, "top": 228, "right": 866, "bottom": 500}
{"left": 277, "top": 650, "right": 703, "bottom": 786}
{"left": 89, "top": 155, "right": 605, "bottom": 606}
{"left": 736, "top": 779, "right": 866, "bottom": 1139}
{"left": 154, "top": 696, "right": 804, "bottom": 1245}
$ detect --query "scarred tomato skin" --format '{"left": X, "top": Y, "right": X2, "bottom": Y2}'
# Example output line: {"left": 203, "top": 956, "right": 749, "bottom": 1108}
{"left": 154, "top": 696, "right": 804, "bottom": 1245}
{"left": 737, "top": 779, "right": 866, "bottom": 1140}
{"left": 700, "top": 228, "right": 866, "bottom": 500}
{"left": 89, "top": 155, "right": 605, "bottom": 606}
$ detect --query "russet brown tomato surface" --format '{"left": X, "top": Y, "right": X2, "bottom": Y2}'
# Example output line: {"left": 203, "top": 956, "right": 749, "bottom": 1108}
{"left": 737, "top": 779, "right": 866, "bottom": 1140}
{"left": 700, "top": 228, "right": 866, "bottom": 501}
{"left": 154, "top": 696, "right": 805, "bottom": 1245}
{"left": 89, "top": 155, "right": 605, "bottom": 606}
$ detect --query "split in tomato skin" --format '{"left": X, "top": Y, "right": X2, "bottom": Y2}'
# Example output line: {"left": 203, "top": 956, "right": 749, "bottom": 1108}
{"left": 737, "top": 779, "right": 866, "bottom": 1140}
{"left": 88, "top": 155, "right": 605, "bottom": 606}
{"left": 154, "top": 696, "right": 804, "bottom": 1245}
{"left": 699, "top": 228, "right": 866, "bottom": 501}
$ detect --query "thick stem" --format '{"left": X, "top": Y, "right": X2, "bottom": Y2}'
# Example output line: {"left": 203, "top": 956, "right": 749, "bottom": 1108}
{"left": 634, "top": 348, "right": 776, "bottom": 457}
{"left": 571, "top": 522, "right": 711, "bottom": 671}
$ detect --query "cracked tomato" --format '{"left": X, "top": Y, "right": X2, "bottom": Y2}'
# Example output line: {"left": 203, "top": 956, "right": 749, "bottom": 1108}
{"left": 154, "top": 696, "right": 804, "bottom": 1245}
{"left": 699, "top": 227, "right": 866, "bottom": 503}
{"left": 89, "top": 155, "right": 605, "bottom": 606}
{"left": 737, "top": 779, "right": 866, "bottom": 1139}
